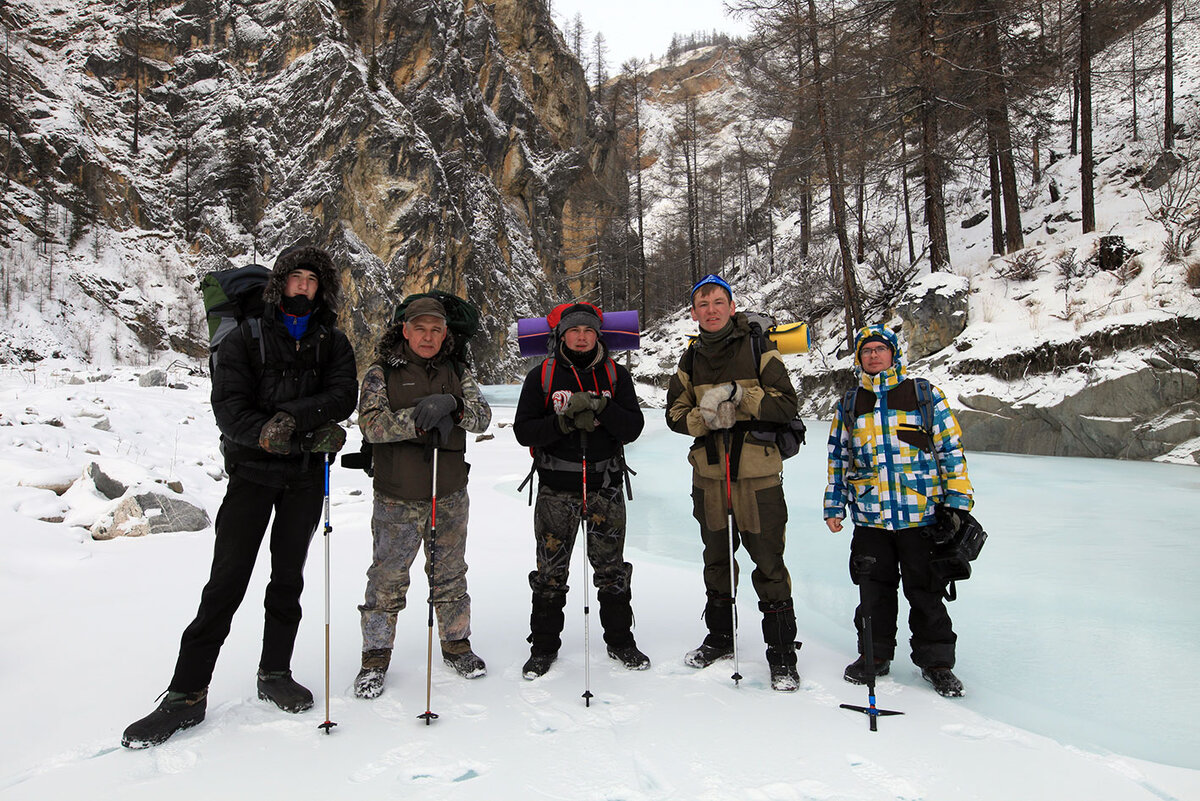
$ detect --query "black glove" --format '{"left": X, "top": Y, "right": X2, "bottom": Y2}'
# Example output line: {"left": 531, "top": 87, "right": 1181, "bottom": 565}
{"left": 302, "top": 421, "right": 347, "bottom": 454}
{"left": 414, "top": 393, "right": 458, "bottom": 432}
{"left": 259, "top": 412, "right": 296, "bottom": 455}
{"left": 930, "top": 505, "right": 962, "bottom": 546}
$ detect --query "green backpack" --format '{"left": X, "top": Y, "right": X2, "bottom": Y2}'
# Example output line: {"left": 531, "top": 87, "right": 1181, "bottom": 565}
{"left": 392, "top": 290, "right": 480, "bottom": 370}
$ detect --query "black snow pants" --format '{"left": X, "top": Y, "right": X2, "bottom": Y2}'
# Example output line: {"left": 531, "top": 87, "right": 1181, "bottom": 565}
{"left": 849, "top": 524, "right": 956, "bottom": 668}
{"left": 169, "top": 472, "right": 322, "bottom": 692}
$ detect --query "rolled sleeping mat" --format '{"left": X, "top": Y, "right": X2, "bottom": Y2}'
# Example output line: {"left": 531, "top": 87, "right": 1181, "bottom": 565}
{"left": 686, "top": 321, "right": 810, "bottom": 354}
{"left": 767, "top": 321, "right": 810, "bottom": 354}
{"left": 517, "top": 309, "right": 641, "bottom": 357}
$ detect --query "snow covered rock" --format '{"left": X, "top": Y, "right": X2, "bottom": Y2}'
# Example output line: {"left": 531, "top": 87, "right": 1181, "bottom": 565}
{"left": 90, "top": 493, "right": 210, "bottom": 540}
{"left": 895, "top": 273, "right": 970, "bottom": 361}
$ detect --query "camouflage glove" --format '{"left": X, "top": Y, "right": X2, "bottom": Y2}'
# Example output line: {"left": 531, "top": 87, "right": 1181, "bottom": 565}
{"left": 302, "top": 421, "right": 347, "bottom": 454}
{"left": 259, "top": 412, "right": 296, "bottom": 455}
{"left": 414, "top": 393, "right": 458, "bottom": 432}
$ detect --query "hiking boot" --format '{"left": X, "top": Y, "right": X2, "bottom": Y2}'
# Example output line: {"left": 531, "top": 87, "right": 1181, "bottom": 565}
{"left": 257, "top": 670, "right": 314, "bottom": 712}
{"left": 354, "top": 667, "right": 387, "bottom": 699}
{"left": 843, "top": 655, "right": 891, "bottom": 685}
{"left": 607, "top": 644, "right": 651, "bottom": 670}
{"left": 442, "top": 639, "right": 487, "bottom": 679}
{"left": 769, "top": 663, "right": 800, "bottom": 692}
{"left": 921, "top": 666, "right": 965, "bottom": 697}
{"left": 121, "top": 689, "right": 208, "bottom": 749}
{"left": 684, "top": 634, "right": 734, "bottom": 669}
{"left": 353, "top": 648, "right": 391, "bottom": 699}
{"left": 522, "top": 651, "right": 557, "bottom": 680}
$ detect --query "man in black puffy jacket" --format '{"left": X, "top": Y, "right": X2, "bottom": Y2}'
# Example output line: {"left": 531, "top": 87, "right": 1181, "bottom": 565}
{"left": 513, "top": 302, "right": 647, "bottom": 679}
{"left": 122, "top": 244, "right": 358, "bottom": 749}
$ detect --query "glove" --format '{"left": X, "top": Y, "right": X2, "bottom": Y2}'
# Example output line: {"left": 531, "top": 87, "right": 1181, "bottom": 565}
{"left": 572, "top": 409, "right": 598, "bottom": 432}
{"left": 698, "top": 384, "right": 739, "bottom": 430}
{"left": 414, "top": 393, "right": 458, "bottom": 432}
{"left": 302, "top": 421, "right": 347, "bottom": 454}
{"left": 259, "top": 411, "right": 296, "bottom": 455}
{"left": 562, "top": 391, "right": 607, "bottom": 417}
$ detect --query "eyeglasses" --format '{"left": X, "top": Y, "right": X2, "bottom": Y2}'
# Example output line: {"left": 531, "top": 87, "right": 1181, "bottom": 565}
{"left": 860, "top": 345, "right": 891, "bottom": 356}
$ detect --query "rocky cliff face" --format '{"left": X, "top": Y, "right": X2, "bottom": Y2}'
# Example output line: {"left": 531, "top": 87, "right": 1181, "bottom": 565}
{"left": 0, "top": 0, "right": 622, "bottom": 379}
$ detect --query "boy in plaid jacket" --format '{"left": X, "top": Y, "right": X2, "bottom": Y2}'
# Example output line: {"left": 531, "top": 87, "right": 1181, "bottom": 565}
{"left": 824, "top": 325, "right": 973, "bottom": 697}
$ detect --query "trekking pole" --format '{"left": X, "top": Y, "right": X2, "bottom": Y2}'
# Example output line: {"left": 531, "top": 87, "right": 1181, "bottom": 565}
{"left": 722, "top": 429, "right": 742, "bottom": 686}
{"left": 839, "top": 555, "right": 903, "bottom": 730}
{"left": 579, "top": 430, "right": 594, "bottom": 707}
{"left": 417, "top": 444, "right": 441, "bottom": 725}
{"left": 318, "top": 454, "right": 337, "bottom": 734}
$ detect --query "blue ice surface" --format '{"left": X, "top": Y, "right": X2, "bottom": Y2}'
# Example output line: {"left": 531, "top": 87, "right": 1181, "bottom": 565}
{"left": 482, "top": 386, "right": 1200, "bottom": 769}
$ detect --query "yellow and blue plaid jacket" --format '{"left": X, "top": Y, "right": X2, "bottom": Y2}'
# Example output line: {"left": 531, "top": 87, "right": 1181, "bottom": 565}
{"left": 824, "top": 326, "right": 973, "bottom": 531}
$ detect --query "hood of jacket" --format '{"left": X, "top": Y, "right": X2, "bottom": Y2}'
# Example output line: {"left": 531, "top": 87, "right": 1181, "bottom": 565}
{"left": 262, "top": 245, "right": 341, "bottom": 323}
{"left": 854, "top": 325, "right": 907, "bottom": 393}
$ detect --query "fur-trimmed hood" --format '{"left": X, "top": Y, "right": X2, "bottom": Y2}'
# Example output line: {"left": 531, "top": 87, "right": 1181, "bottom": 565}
{"left": 263, "top": 244, "right": 341, "bottom": 318}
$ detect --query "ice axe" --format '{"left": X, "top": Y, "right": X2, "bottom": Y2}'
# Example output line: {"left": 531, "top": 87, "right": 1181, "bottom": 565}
{"left": 839, "top": 555, "right": 903, "bottom": 730}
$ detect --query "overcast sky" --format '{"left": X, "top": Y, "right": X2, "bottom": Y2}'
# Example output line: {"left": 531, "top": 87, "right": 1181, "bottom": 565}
{"left": 548, "top": 0, "right": 751, "bottom": 70}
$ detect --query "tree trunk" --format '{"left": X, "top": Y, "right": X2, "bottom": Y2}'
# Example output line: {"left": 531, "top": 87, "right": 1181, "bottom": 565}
{"left": 900, "top": 130, "right": 916, "bottom": 266}
{"left": 1165, "top": 0, "right": 1174, "bottom": 150}
{"left": 983, "top": 1, "right": 1024, "bottom": 252}
{"left": 918, "top": 0, "right": 950, "bottom": 271}
{"left": 988, "top": 135, "right": 1004, "bottom": 255}
{"left": 805, "top": 0, "right": 862, "bottom": 347}
{"left": 1080, "top": 0, "right": 1095, "bottom": 233}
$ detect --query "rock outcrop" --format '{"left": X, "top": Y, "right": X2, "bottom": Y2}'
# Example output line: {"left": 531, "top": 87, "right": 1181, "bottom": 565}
{"left": 1, "top": 0, "right": 623, "bottom": 379}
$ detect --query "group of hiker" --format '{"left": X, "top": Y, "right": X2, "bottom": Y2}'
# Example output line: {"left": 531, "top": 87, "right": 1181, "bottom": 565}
{"left": 121, "top": 244, "right": 975, "bottom": 749}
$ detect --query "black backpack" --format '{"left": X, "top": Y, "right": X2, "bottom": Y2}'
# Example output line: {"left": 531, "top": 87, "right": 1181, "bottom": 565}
{"left": 200, "top": 264, "right": 270, "bottom": 370}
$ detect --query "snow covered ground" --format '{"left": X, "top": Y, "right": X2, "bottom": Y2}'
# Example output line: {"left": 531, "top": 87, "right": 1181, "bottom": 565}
{"left": 1, "top": 365, "right": 1198, "bottom": 801}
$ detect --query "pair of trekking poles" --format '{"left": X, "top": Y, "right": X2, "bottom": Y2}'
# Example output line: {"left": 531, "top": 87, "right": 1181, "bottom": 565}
{"left": 315, "top": 434, "right": 447, "bottom": 734}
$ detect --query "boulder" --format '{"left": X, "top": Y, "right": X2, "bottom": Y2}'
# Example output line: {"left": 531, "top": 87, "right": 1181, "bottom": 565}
{"left": 85, "top": 462, "right": 127, "bottom": 500}
{"left": 895, "top": 273, "right": 970, "bottom": 361}
{"left": 1142, "top": 150, "right": 1182, "bottom": 192}
{"left": 91, "top": 492, "right": 210, "bottom": 540}
{"left": 958, "top": 362, "right": 1200, "bottom": 459}
{"left": 138, "top": 369, "right": 168, "bottom": 387}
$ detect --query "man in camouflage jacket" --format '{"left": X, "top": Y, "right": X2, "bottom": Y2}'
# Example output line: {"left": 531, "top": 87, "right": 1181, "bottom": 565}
{"left": 352, "top": 296, "right": 491, "bottom": 698}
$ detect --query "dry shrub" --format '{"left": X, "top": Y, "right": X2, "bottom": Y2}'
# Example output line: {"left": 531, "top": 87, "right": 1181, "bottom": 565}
{"left": 1187, "top": 258, "right": 1200, "bottom": 290}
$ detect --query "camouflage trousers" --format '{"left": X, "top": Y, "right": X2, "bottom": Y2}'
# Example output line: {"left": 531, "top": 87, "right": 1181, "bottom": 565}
{"left": 359, "top": 487, "right": 472, "bottom": 652}
{"left": 530, "top": 484, "right": 632, "bottom": 598}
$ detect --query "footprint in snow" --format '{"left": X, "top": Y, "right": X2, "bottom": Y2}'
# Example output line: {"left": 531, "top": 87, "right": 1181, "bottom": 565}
{"left": 846, "top": 752, "right": 924, "bottom": 800}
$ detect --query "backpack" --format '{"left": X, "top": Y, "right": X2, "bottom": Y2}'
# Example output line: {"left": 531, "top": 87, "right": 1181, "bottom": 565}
{"left": 392, "top": 290, "right": 480, "bottom": 371}
{"left": 683, "top": 311, "right": 807, "bottom": 460}
{"left": 200, "top": 264, "right": 270, "bottom": 370}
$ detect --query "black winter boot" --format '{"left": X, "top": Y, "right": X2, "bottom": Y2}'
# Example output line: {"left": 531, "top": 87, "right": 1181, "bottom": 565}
{"left": 844, "top": 655, "right": 890, "bottom": 685}
{"left": 524, "top": 591, "right": 567, "bottom": 679}
{"left": 522, "top": 652, "right": 557, "bottom": 679}
{"left": 685, "top": 594, "right": 734, "bottom": 668}
{"left": 921, "top": 666, "right": 965, "bottom": 697}
{"left": 122, "top": 689, "right": 208, "bottom": 749}
{"left": 599, "top": 589, "right": 650, "bottom": 670}
{"left": 354, "top": 648, "right": 392, "bottom": 699}
{"left": 761, "top": 599, "right": 801, "bottom": 692}
{"left": 257, "top": 669, "right": 314, "bottom": 712}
